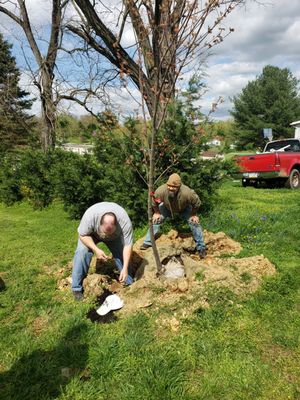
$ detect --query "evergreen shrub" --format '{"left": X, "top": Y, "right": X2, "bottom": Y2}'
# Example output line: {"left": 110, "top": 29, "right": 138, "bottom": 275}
{"left": 0, "top": 101, "right": 235, "bottom": 226}
{"left": 0, "top": 154, "right": 23, "bottom": 205}
{"left": 50, "top": 150, "right": 104, "bottom": 219}
{"left": 0, "top": 150, "right": 54, "bottom": 208}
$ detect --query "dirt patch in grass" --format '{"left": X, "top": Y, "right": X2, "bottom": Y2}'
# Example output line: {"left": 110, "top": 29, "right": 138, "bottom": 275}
{"left": 31, "top": 314, "right": 51, "bottom": 336}
{"left": 58, "top": 230, "right": 276, "bottom": 325}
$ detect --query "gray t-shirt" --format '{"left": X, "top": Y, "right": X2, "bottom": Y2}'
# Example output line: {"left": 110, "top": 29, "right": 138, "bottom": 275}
{"left": 77, "top": 202, "right": 133, "bottom": 246}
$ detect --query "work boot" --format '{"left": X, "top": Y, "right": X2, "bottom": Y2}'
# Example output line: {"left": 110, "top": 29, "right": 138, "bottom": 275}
{"left": 140, "top": 243, "right": 152, "bottom": 250}
{"left": 198, "top": 248, "right": 206, "bottom": 259}
{"left": 73, "top": 291, "right": 83, "bottom": 301}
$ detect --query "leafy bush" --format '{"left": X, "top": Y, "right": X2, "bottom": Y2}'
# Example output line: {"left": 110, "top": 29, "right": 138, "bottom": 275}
{"left": 180, "top": 158, "right": 235, "bottom": 214}
{"left": 50, "top": 150, "right": 104, "bottom": 219}
{"left": 92, "top": 130, "right": 148, "bottom": 226}
{"left": 0, "top": 150, "right": 54, "bottom": 208}
{"left": 0, "top": 154, "right": 23, "bottom": 205}
{"left": 19, "top": 150, "right": 55, "bottom": 208}
{"left": 0, "top": 100, "right": 234, "bottom": 225}
{"left": 121, "top": 100, "right": 235, "bottom": 215}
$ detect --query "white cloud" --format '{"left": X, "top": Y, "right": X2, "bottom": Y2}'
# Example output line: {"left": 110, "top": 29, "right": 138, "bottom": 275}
{"left": 121, "top": 27, "right": 136, "bottom": 48}
{"left": 0, "top": 0, "right": 52, "bottom": 28}
{"left": 199, "top": 0, "right": 300, "bottom": 119}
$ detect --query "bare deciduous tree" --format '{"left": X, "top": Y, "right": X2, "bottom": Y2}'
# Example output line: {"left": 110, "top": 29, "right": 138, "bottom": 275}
{"left": 67, "top": 0, "right": 245, "bottom": 273}
{"left": 68, "top": 1, "right": 243, "bottom": 117}
{"left": 0, "top": 0, "right": 70, "bottom": 151}
{"left": 0, "top": 0, "right": 113, "bottom": 151}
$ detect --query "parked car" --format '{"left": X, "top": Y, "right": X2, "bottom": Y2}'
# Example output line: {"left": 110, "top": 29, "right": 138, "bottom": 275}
{"left": 235, "top": 138, "right": 300, "bottom": 189}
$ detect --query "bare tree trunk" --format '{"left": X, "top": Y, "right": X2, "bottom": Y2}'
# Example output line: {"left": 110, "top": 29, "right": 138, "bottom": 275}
{"left": 39, "top": 65, "right": 57, "bottom": 151}
{"left": 148, "top": 122, "right": 163, "bottom": 275}
{"left": 0, "top": 0, "right": 65, "bottom": 151}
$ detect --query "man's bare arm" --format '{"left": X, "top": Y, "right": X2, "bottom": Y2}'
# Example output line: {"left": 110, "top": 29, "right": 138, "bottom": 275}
{"left": 79, "top": 235, "right": 108, "bottom": 261}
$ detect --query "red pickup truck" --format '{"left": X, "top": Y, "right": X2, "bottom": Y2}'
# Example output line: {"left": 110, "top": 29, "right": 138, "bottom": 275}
{"left": 235, "top": 138, "right": 300, "bottom": 189}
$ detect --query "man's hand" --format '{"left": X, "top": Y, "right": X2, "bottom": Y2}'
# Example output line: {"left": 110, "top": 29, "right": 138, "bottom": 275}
{"left": 119, "top": 268, "right": 128, "bottom": 284}
{"left": 152, "top": 212, "right": 162, "bottom": 223}
{"left": 189, "top": 215, "right": 199, "bottom": 224}
{"left": 79, "top": 235, "right": 108, "bottom": 262}
{"left": 94, "top": 248, "right": 108, "bottom": 262}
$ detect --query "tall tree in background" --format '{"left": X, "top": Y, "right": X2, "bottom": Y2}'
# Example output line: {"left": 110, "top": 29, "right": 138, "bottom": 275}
{"left": 0, "top": 33, "right": 33, "bottom": 153}
{"left": 0, "top": 0, "right": 68, "bottom": 151}
{"left": 231, "top": 65, "right": 300, "bottom": 149}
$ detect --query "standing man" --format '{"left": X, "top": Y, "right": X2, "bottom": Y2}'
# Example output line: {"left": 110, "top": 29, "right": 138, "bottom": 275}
{"left": 140, "top": 173, "right": 206, "bottom": 258}
{"left": 72, "top": 202, "right": 134, "bottom": 300}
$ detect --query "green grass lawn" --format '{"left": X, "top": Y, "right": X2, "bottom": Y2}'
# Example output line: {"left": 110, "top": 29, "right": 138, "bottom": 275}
{"left": 0, "top": 183, "right": 299, "bottom": 400}
{"left": 224, "top": 150, "right": 254, "bottom": 160}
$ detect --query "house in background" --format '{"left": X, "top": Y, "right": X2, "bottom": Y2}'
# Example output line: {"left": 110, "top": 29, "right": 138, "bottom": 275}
{"left": 205, "top": 136, "right": 223, "bottom": 147}
{"left": 60, "top": 143, "right": 94, "bottom": 155}
{"left": 199, "top": 150, "right": 224, "bottom": 160}
{"left": 290, "top": 121, "right": 300, "bottom": 139}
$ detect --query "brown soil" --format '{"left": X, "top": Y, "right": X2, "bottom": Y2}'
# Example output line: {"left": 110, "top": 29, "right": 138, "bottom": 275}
{"left": 31, "top": 315, "right": 51, "bottom": 336}
{"left": 58, "top": 230, "right": 276, "bottom": 323}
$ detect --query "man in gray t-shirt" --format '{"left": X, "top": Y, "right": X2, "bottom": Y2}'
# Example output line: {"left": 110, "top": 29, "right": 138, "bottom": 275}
{"left": 72, "top": 202, "right": 134, "bottom": 300}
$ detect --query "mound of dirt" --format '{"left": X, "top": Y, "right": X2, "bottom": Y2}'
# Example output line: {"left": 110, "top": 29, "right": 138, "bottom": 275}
{"left": 58, "top": 230, "right": 276, "bottom": 322}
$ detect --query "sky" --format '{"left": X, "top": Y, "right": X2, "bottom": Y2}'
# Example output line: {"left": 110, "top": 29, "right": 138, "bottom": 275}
{"left": 203, "top": 0, "right": 300, "bottom": 120}
{"left": 0, "top": 0, "right": 300, "bottom": 121}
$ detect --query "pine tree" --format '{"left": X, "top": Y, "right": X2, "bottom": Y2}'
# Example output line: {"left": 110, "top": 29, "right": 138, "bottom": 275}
{"left": 231, "top": 65, "right": 300, "bottom": 149}
{"left": 0, "top": 33, "right": 34, "bottom": 153}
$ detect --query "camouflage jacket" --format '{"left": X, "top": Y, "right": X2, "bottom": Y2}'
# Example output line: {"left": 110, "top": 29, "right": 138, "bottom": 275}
{"left": 152, "top": 184, "right": 201, "bottom": 216}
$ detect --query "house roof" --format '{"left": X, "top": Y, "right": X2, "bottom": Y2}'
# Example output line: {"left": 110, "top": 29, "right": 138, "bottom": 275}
{"left": 200, "top": 150, "right": 218, "bottom": 157}
{"left": 290, "top": 121, "right": 300, "bottom": 126}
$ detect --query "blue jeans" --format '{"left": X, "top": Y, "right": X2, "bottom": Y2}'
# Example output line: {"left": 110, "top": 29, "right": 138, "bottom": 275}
{"left": 144, "top": 203, "right": 205, "bottom": 251}
{"left": 72, "top": 237, "right": 134, "bottom": 292}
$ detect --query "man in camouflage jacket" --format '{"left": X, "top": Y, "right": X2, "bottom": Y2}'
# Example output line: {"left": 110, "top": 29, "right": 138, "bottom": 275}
{"left": 140, "top": 173, "right": 206, "bottom": 258}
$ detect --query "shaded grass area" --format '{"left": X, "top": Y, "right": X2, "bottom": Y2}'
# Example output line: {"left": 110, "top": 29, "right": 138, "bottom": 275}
{"left": 0, "top": 183, "right": 299, "bottom": 400}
